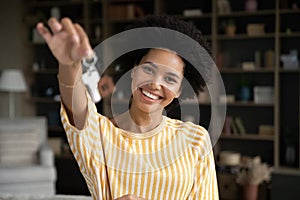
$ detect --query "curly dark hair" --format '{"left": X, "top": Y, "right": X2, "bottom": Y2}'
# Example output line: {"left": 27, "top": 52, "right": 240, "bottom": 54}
{"left": 104, "top": 15, "right": 213, "bottom": 106}
{"left": 126, "top": 15, "right": 213, "bottom": 100}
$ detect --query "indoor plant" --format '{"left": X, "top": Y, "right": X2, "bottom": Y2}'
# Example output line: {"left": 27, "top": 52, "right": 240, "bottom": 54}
{"left": 236, "top": 156, "right": 273, "bottom": 200}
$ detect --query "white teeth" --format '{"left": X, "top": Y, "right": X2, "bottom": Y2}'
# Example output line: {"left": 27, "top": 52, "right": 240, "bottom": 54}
{"left": 142, "top": 89, "right": 159, "bottom": 100}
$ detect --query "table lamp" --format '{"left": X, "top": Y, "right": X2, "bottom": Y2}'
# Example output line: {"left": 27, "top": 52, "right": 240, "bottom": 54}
{"left": 0, "top": 69, "right": 27, "bottom": 119}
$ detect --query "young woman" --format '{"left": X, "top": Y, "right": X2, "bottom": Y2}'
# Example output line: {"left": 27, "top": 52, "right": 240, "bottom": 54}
{"left": 37, "top": 15, "right": 219, "bottom": 200}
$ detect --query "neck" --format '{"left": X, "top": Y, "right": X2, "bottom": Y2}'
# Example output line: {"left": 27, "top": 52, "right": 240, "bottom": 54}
{"left": 130, "top": 104, "right": 163, "bottom": 133}
{"left": 129, "top": 101, "right": 162, "bottom": 123}
{"left": 123, "top": 103, "right": 163, "bottom": 133}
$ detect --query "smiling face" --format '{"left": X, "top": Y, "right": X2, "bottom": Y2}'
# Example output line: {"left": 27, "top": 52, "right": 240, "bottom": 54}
{"left": 131, "top": 48, "right": 184, "bottom": 114}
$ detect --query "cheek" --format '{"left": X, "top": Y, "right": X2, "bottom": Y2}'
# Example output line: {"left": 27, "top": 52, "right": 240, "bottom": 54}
{"left": 164, "top": 88, "right": 178, "bottom": 99}
{"left": 131, "top": 77, "right": 142, "bottom": 93}
{"left": 166, "top": 81, "right": 182, "bottom": 97}
{"left": 131, "top": 75, "right": 153, "bottom": 92}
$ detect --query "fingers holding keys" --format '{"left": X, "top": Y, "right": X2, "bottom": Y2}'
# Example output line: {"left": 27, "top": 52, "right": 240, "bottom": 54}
{"left": 61, "top": 18, "right": 80, "bottom": 46}
{"left": 36, "top": 17, "right": 92, "bottom": 66}
{"left": 74, "top": 23, "right": 93, "bottom": 58}
{"left": 47, "top": 17, "right": 63, "bottom": 34}
{"left": 36, "top": 18, "right": 63, "bottom": 43}
{"left": 36, "top": 22, "right": 52, "bottom": 44}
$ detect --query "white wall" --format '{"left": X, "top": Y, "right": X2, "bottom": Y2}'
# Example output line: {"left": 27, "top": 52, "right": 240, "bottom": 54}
{"left": 0, "top": 0, "right": 35, "bottom": 117}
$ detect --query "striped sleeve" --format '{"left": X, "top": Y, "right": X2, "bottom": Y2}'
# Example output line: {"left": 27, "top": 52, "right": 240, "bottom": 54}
{"left": 60, "top": 93, "right": 111, "bottom": 200}
{"left": 188, "top": 127, "right": 219, "bottom": 200}
{"left": 60, "top": 93, "right": 103, "bottom": 171}
{"left": 188, "top": 149, "right": 219, "bottom": 199}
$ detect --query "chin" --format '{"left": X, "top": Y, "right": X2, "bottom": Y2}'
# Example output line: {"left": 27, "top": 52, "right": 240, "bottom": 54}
{"left": 138, "top": 103, "right": 164, "bottom": 114}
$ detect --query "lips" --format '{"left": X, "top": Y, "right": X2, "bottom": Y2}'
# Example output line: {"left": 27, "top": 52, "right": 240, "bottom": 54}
{"left": 140, "top": 88, "right": 162, "bottom": 101}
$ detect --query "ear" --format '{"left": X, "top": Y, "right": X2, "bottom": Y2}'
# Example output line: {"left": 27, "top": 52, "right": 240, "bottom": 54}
{"left": 131, "top": 68, "right": 135, "bottom": 79}
{"left": 175, "top": 88, "right": 182, "bottom": 98}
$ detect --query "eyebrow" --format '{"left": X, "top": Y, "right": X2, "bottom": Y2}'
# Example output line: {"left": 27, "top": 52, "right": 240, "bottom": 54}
{"left": 143, "top": 61, "right": 181, "bottom": 79}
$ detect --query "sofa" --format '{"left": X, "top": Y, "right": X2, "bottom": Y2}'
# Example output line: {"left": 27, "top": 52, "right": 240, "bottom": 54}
{"left": 0, "top": 193, "right": 91, "bottom": 200}
{"left": 0, "top": 193, "right": 92, "bottom": 200}
{"left": 0, "top": 117, "right": 57, "bottom": 195}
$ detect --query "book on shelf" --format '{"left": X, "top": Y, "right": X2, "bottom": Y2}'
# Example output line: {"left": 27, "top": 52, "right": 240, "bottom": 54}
{"left": 235, "top": 117, "right": 246, "bottom": 135}
{"left": 230, "top": 118, "right": 239, "bottom": 135}
{"left": 223, "top": 116, "right": 232, "bottom": 135}
{"left": 223, "top": 116, "right": 247, "bottom": 135}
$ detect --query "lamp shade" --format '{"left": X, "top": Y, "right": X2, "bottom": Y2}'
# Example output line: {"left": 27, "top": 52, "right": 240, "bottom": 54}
{"left": 0, "top": 69, "right": 27, "bottom": 92}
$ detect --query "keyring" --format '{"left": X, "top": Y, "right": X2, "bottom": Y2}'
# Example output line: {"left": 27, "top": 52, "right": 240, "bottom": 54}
{"left": 82, "top": 51, "right": 98, "bottom": 68}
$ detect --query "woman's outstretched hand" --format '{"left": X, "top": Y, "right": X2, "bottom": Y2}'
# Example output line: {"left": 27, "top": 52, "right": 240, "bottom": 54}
{"left": 36, "top": 17, "right": 93, "bottom": 67}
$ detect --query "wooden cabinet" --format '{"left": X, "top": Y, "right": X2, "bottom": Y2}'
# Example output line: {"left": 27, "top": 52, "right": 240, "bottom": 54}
{"left": 212, "top": 0, "right": 300, "bottom": 172}
{"left": 214, "top": 2, "right": 277, "bottom": 166}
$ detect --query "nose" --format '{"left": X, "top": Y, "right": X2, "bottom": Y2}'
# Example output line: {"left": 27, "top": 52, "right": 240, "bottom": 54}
{"left": 149, "top": 82, "right": 162, "bottom": 90}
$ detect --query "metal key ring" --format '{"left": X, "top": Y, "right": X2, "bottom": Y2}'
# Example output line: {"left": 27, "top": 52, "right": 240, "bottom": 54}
{"left": 82, "top": 51, "right": 98, "bottom": 68}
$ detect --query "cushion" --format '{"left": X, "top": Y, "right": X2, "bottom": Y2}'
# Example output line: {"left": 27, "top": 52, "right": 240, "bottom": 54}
{"left": 0, "top": 129, "right": 39, "bottom": 166}
{"left": 0, "top": 166, "right": 56, "bottom": 184}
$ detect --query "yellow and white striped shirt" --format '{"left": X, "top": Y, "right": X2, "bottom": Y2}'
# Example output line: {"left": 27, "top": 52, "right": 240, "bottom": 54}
{"left": 60, "top": 94, "right": 219, "bottom": 200}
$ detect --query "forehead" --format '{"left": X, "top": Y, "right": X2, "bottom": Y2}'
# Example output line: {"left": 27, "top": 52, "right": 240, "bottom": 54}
{"left": 141, "top": 49, "right": 184, "bottom": 74}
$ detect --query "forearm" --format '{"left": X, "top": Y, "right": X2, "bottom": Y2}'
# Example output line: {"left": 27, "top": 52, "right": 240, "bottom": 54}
{"left": 36, "top": 17, "right": 96, "bottom": 129}
{"left": 58, "top": 62, "right": 88, "bottom": 129}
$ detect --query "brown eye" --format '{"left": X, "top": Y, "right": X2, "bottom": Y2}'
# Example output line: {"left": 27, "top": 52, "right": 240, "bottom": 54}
{"left": 165, "top": 76, "right": 177, "bottom": 84}
{"left": 142, "top": 65, "right": 154, "bottom": 75}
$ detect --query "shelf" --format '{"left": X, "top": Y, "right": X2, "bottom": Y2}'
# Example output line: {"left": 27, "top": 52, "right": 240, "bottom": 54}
{"left": 220, "top": 67, "right": 274, "bottom": 73}
{"left": 28, "top": 0, "right": 83, "bottom": 7}
{"left": 170, "top": 14, "right": 212, "bottom": 20}
{"left": 181, "top": 100, "right": 274, "bottom": 107}
{"left": 274, "top": 167, "right": 300, "bottom": 175}
{"left": 279, "top": 68, "right": 300, "bottom": 73}
{"left": 217, "top": 10, "right": 276, "bottom": 17}
{"left": 220, "top": 134, "right": 274, "bottom": 141}
{"left": 183, "top": 101, "right": 214, "bottom": 106}
{"left": 217, "top": 33, "right": 275, "bottom": 40}
{"left": 226, "top": 101, "right": 274, "bottom": 107}
{"left": 279, "top": 9, "right": 300, "bottom": 15}
{"left": 280, "top": 32, "right": 300, "bottom": 38}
